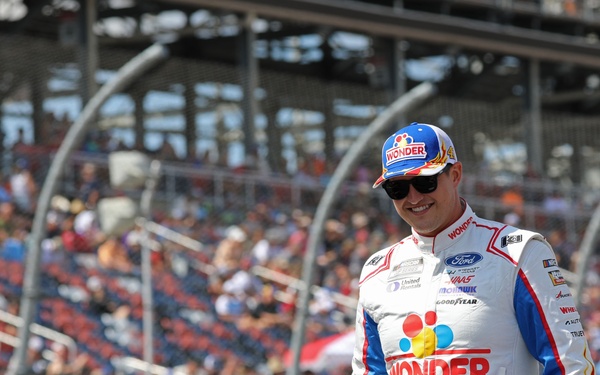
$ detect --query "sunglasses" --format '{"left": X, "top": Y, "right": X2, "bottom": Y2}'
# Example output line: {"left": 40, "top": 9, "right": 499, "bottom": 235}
{"left": 381, "top": 164, "right": 452, "bottom": 200}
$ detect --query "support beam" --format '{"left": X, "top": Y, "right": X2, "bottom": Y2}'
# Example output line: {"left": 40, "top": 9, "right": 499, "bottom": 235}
{"left": 166, "top": 0, "right": 600, "bottom": 69}
{"left": 525, "top": 59, "right": 544, "bottom": 176}
{"left": 239, "top": 12, "right": 259, "bottom": 157}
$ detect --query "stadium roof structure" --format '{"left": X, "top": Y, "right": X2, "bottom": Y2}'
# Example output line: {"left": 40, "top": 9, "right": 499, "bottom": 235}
{"left": 2, "top": 0, "right": 600, "bottom": 113}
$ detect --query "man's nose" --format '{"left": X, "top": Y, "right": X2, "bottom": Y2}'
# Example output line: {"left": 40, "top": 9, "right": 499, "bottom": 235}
{"left": 405, "top": 184, "right": 425, "bottom": 204}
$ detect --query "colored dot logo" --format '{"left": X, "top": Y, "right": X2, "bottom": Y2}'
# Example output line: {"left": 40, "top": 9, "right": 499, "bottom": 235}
{"left": 394, "top": 133, "right": 412, "bottom": 148}
{"left": 399, "top": 311, "right": 453, "bottom": 358}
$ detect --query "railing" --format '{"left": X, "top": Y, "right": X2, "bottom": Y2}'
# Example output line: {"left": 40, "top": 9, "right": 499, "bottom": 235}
{"left": 0, "top": 310, "right": 77, "bottom": 363}
{"left": 112, "top": 356, "right": 170, "bottom": 375}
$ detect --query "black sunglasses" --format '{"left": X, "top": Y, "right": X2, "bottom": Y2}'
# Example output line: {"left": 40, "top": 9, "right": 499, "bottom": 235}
{"left": 381, "top": 164, "right": 452, "bottom": 200}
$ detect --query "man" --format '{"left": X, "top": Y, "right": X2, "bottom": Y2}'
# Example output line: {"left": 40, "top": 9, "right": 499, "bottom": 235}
{"left": 352, "top": 122, "right": 595, "bottom": 374}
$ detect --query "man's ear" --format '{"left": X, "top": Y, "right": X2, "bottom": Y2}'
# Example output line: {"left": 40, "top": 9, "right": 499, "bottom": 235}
{"left": 451, "top": 162, "right": 463, "bottom": 186}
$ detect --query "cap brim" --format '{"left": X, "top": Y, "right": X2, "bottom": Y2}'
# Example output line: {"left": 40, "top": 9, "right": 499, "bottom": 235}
{"left": 372, "top": 175, "right": 386, "bottom": 189}
{"left": 372, "top": 163, "right": 449, "bottom": 189}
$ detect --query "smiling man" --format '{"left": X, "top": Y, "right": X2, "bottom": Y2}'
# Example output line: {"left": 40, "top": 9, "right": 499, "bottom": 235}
{"left": 352, "top": 122, "right": 596, "bottom": 375}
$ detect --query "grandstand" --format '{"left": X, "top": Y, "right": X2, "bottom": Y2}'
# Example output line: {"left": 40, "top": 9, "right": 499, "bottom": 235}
{"left": 0, "top": 0, "right": 599, "bottom": 374}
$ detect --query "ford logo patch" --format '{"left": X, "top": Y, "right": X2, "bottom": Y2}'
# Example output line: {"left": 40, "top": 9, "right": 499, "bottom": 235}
{"left": 444, "top": 252, "right": 483, "bottom": 268}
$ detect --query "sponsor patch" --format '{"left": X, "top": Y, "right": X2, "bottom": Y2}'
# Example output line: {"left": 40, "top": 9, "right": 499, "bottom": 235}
{"left": 387, "top": 278, "right": 421, "bottom": 292}
{"left": 548, "top": 270, "right": 566, "bottom": 286}
{"left": 570, "top": 330, "right": 585, "bottom": 337}
{"left": 500, "top": 234, "right": 523, "bottom": 247}
{"left": 555, "top": 290, "right": 572, "bottom": 300}
{"left": 444, "top": 253, "right": 483, "bottom": 268}
{"left": 439, "top": 286, "right": 478, "bottom": 295}
{"left": 542, "top": 258, "right": 558, "bottom": 268}
{"left": 559, "top": 306, "right": 577, "bottom": 314}
{"left": 445, "top": 275, "right": 475, "bottom": 284}
{"left": 445, "top": 266, "right": 480, "bottom": 275}
{"left": 436, "top": 298, "right": 479, "bottom": 305}
{"left": 388, "top": 257, "right": 424, "bottom": 281}
{"left": 366, "top": 255, "right": 384, "bottom": 266}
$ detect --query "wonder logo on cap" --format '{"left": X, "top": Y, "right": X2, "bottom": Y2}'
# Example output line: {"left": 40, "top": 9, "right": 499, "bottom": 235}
{"left": 385, "top": 133, "right": 426, "bottom": 167}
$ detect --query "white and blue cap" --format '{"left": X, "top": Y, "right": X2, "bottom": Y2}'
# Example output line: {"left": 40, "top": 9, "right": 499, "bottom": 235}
{"left": 373, "top": 122, "right": 458, "bottom": 188}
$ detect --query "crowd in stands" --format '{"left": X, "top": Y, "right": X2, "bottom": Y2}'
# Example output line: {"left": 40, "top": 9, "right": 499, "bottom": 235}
{"left": 0, "top": 125, "right": 598, "bottom": 374}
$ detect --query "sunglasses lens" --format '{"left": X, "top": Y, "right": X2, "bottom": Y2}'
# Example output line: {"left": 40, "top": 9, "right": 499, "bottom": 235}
{"left": 382, "top": 174, "right": 440, "bottom": 200}
{"left": 412, "top": 176, "right": 438, "bottom": 194}
{"left": 382, "top": 180, "right": 409, "bottom": 200}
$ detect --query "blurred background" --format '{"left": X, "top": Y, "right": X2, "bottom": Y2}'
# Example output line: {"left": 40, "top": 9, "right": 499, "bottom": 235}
{"left": 0, "top": 0, "right": 600, "bottom": 374}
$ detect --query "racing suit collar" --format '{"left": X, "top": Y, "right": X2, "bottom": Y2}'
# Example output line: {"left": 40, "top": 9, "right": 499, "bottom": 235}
{"left": 411, "top": 199, "right": 474, "bottom": 254}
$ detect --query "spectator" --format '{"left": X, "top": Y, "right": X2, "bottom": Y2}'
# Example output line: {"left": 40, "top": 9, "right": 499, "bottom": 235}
{"left": 156, "top": 133, "right": 179, "bottom": 161}
{"left": 238, "top": 283, "right": 291, "bottom": 331}
{"left": 0, "top": 296, "right": 19, "bottom": 358}
{"left": 307, "top": 287, "right": 339, "bottom": 338}
{"left": 547, "top": 228, "right": 577, "bottom": 271}
{"left": 503, "top": 209, "right": 522, "bottom": 227}
{"left": 2, "top": 228, "right": 27, "bottom": 262}
{"left": 124, "top": 226, "right": 144, "bottom": 267}
{"left": 122, "top": 224, "right": 169, "bottom": 271}
{"left": 266, "top": 356, "right": 286, "bottom": 375}
{"left": 348, "top": 241, "right": 371, "bottom": 278}
{"left": 45, "top": 210, "right": 62, "bottom": 239}
{"left": 584, "top": 310, "right": 600, "bottom": 368}
{"left": 97, "top": 237, "right": 134, "bottom": 274}
{"left": 543, "top": 189, "right": 570, "bottom": 228}
{"left": 213, "top": 225, "right": 247, "bottom": 274}
{"left": 0, "top": 202, "right": 15, "bottom": 233}
{"left": 543, "top": 189, "right": 569, "bottom": 214}
{"left": 214, "top": 279, "right": 247, "bottom": 323}
{"left": 351, "top": 212, "right": 370, "bottom": 246}
{"left": 500, "top": 185, "right": 524, "bottom": 212}
{"left": 22, "top": 336, "right": 48, "bottom": 375}
{"left": 85, "top": 275, "right": 131, "bottom": 320}
{"left": 45, "top": 342, "right": 90, "bottom": 375}
{"left": 9, "top": 158, "right": 37, "bottom": 215}
{"left": 0, "top": 174, "right": 12, "bottom": 203}
{"left": 251, "top": 227, "right": 287, "bottom": 266}
{"left": 10, "top": 128, "right": 44, "bottom": 171}
{"left": 286, "top": 214, "right": 311, "bottom": 256}
{"left": 332, "top": 262, "right": 354, "bottom": 297}
{"left": 60, "top": 214, "right": 93, "bottom": 254}
{"left": 200, "top": 354, "right": 223, "bottom": 375}
{"left": 41, "top": 236, "right": 64, "bottom": 264}
{"left": 77, "top": 163, "right": 103, "bottom": 209}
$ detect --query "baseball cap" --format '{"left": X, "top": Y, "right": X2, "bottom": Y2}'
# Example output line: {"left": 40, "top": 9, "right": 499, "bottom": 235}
{"left": 373, "top": 122, "right": 458, "bottom": 188}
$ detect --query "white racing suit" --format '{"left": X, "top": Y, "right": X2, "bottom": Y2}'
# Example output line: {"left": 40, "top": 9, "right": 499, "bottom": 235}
{"left": 353, "top": 203, "right": 596, "bottom": 375}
